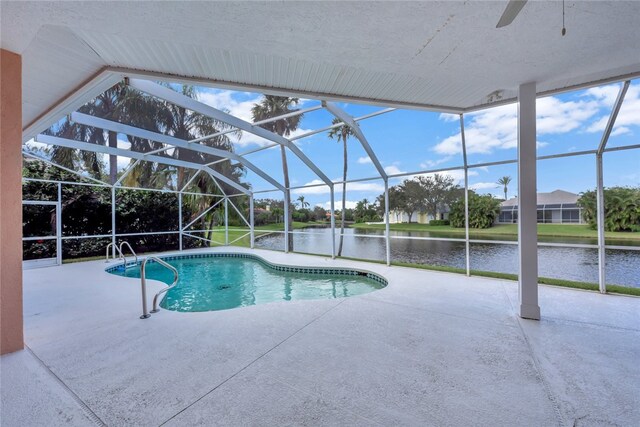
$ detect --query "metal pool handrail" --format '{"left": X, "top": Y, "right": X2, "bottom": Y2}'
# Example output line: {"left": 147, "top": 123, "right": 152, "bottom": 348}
{"left": 105, "top": 242, "right": 124, "bottom": 262}
{"left": 139, "top": 256, "right": 179, "bottom": 319}
{"left": 119, "top": 241, "right": 138, "bottom": 267}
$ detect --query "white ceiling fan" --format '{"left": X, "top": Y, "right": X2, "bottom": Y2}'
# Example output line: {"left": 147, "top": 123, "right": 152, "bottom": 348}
{"left": 496, "top": 0, "right": 528, "bottom": 28}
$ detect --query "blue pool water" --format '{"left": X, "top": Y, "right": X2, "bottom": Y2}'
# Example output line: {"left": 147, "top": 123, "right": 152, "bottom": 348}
{"left": 108, "top": 254, "right": 386, "bottom": 312}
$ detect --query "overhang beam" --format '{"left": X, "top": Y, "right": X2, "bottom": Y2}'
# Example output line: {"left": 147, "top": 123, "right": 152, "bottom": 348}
{"left": 69, "top": 112, "right": 284, "bottom": 192}
{"left": 190, "top": 105, "right": 323, "bottom": 144}
{"left": 34, "top": 134, "right": 251, "bottom": 195}
{"left": 323, "top": 101, "right": 387, "bottom": 180}
{"left": 597, "top": 80, "right": 630, "bottom": 155}
{"left": 127, "top": 78, "right": 333, "bottom": 188}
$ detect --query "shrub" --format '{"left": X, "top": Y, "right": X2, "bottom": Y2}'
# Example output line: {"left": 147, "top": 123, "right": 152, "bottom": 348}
{"left": 578, "top": 187, "right": 640, "bottom": 232}
{"left": 292, "top": 210, "right": 310, "bottom": 223}
{"left": 254, "top": 211, "right": 272, "bottom": 226}
{"left": 449, "top": 193, "right": 501, "bottom": 228}
{"left": 428, "top": 219, "right": 450, "bottom": 226}
{"left": 22, "top": 165, "right": 206, "bottom": 259}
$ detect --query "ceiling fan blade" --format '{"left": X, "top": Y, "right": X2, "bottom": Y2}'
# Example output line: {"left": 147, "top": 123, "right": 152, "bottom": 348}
{"left": 496, "top": 0, "right": 528, "bottom": 28}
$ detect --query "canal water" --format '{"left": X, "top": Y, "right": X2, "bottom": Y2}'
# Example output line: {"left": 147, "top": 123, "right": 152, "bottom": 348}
{"left": 254, "top": 227, "right": 640, "bottom": 288}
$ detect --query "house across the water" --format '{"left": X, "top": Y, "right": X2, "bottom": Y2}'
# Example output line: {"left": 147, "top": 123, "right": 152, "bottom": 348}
{"left": 388, "top": 210, "right": 449, "bottom": 224}
{"left": 498, "top": 190, "right": 583, "bottom": 224}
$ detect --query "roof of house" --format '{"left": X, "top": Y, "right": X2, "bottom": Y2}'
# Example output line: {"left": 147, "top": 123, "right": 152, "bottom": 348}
{"left": 501, "top": 190, "right": 580, "bottom": 207}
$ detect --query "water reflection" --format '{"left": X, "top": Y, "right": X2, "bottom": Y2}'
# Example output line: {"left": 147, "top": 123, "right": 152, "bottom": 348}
{"left": 254, "top": 228, "right": 639, "bottom": 287}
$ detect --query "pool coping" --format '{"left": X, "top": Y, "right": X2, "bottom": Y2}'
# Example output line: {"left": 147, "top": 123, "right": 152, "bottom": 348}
{"left": 106, "top": 250, "right": 389, "bottom": 287}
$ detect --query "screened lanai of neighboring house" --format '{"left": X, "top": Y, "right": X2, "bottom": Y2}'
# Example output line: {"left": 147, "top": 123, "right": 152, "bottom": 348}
{"left": 2, "top": 1, "right": 640, "bottom": 353}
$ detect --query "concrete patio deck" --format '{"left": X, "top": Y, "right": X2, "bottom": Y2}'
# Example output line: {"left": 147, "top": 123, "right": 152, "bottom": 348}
{"left": 1, "top": 247, "right": 639, "bottom": 426}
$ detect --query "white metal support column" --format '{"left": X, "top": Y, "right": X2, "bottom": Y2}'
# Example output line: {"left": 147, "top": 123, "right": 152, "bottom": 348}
{"left": 595, "top": 160, "right": 606, "bottom": 291}
{"left": 284, "top": 191, "right": 290, "bottom": 253}
{"left": 178, "top": 193, "right": 183, "bottom": 251}
{"left": 224, "top": 197, "right": 229, "bottom": 246}
{"left": 56, "top": 183, "right": 62, "bottom": 265}
{"left": 330, "top": 187, "right": 336, "bottom": 259}
{"left": 111, "top": 185, "right": 116, "bottom": 258}
{"left": 249, "top": 195, "right": 255, "bottom": 249}
{"left": 460, "top": 114, "right": 470, "bottom": 276}
{"left": 517, "top": 82, "right": 540, "bottom": 320}
{"left": 384, "top": 180, "right": 391, "bottom": 266}
{"left": 595, "top": 80, "right": 630, "bottom": 293}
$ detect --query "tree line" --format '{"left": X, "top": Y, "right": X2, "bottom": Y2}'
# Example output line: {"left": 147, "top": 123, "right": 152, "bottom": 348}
{"left": 251, "top": 173, "right": 504, "bottom": 231}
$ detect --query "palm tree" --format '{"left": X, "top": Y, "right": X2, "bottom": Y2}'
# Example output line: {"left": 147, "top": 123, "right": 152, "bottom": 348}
{"left": 153, "top": 84, "right": 243, "bottom": 191}
{"left": 497, "top": 176, "right": 512, "bottom": 200}
{"left": 149, "top": 85, "right": 246, "bottom": 240}
{"left": 328, "top": 118, "right": 355, "bottom": 256}
{"left": 43, "top": 82, "right": 248, "bottom": 250}
{"left": 251, "top": 96, "right": 303, "bottom": 251}
{"left": 48, "top": 84, "right": 130, "bottom": 181}
{"left": 297, "top": 195, "right": 309, "bottom": 209}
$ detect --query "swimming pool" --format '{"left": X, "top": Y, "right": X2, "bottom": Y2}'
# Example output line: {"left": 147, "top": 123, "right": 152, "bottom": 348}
{"left": 107, "top": 253, "right": 387, "bottom": 312}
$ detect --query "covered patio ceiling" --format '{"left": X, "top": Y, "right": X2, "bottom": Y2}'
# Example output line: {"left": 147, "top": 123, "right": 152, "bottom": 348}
{"left": 2, "top": 1, "right": 640, "bottom": 138}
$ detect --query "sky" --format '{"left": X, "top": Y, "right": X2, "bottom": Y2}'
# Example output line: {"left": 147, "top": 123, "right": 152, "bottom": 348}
{"left": 26, "top": 80, "right": 640, "bottom": 210}
{"left": 194, "top": 80, "right": 640, "bottom": 209}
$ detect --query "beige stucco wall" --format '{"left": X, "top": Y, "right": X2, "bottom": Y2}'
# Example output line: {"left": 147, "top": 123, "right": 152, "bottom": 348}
{"left": 0, "top": 49, "right": 24, "bottom": 354}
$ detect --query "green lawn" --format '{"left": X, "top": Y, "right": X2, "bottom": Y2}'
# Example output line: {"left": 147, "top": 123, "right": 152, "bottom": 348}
{"left": 386, "top": 260, "right": 640, "bottom": 297}
{"left": 350, "top": 222, "right": 640, "bottom": 241}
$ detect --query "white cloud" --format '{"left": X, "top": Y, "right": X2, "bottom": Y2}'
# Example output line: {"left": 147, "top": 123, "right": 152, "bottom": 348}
{"left": 117, "top": 156, "right": 133, "bottom": 171}
{"left": 585, "top": 84, "right": 640, "bottom": 136}
{"left": 469, "top": 182, "right": 498, "bottom": 190}
{"left": 611, "top": 126, "right": 631, "bottom": 137}
{"left": 435, "top": 91, "right": 607, "bottom": 156}
{"left": 198, "top": 91, "right": 260, "bottom": 123}
{"left": 117, "top": 137, "right": 131, "bottom": 150}
{"left": 96, "top": 153, "right": 131, "bottom": 172}
{"left": 536, "top": 96, "right": 600, "bottom": 134}
{"left": 584, "top": 85, "right": 620, "bottom": 108}
{"left": 384, "top": 165, "right": 405, "bottom": 175}
{"left": 439, "top": 113, "right": 459, "bottom": 122}
{"left": 346, "top": 181, "right": 386, "bottom": 193}
{"left": 319, "top": 200, "right": 359, "bottom": 210}
{"left": 198, "top": 90, "right": 315, "bottom": 148}
{"left": 292, "top": 180, "right": 329, "bottom": 195}
{"left": 24, "top": 140, "right": 49, "bottom": 151}
{"left": 420, "top": 156, "right": 453, "bottom": 169}
{"left": 293, "top": 179, "right": 385, "bottom": 196}
{"left": 357, "top": 156, "right": 372, "bottom": 164}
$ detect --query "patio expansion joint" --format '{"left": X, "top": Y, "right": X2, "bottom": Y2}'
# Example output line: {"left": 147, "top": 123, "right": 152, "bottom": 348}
{"left": 24, "top": 345, "right": 107, "bottom": 427}
{"left": 502, "top": 283, "right": 565, "bottom": 427}
{"left": 156, "top": 298, "right": 348, "bottom": 426}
